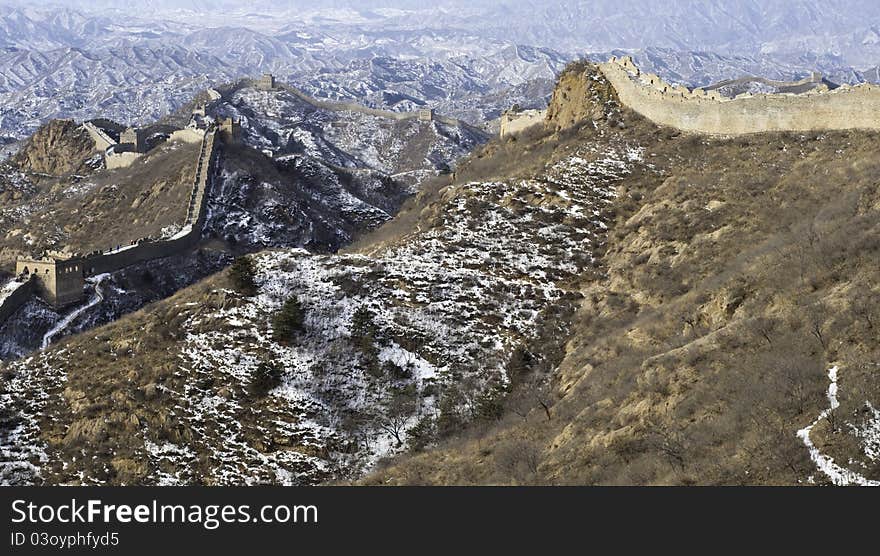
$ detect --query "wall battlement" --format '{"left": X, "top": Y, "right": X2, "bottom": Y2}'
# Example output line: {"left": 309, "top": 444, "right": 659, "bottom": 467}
{"left": 599, "top": 55, "right": 880, "bottom": 135}
{"left": 15, "top": 255, "right": 85, "bottom": 308}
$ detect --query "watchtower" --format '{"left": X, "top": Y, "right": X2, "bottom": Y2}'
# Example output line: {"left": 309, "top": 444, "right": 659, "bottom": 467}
{"left": 418, "top": 108, "right": 435, "bottom": 122}
{"left": 15, "top": 253, "right": 85, "bottom": 308}
{"left": 218, "top": 117, "right": 241, "bottom": 143}
{"left": 257, "top": 73, "right": 276, "bottom": 91}
{"left": 119, "top": 127, "right": 147, "bottom": 153}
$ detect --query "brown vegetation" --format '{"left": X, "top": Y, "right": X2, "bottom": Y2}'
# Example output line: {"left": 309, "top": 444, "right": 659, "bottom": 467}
{"left": 362, "top": 70, "right": 880, "bottom": 485}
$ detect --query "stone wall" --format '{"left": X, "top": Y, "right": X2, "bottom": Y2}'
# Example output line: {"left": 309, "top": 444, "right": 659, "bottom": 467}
{"left": 170, "top": 127, "right": 206, "bottom": 144}
{"left": 500, "top": 109, "right": 546, "bottom": 137}
{"left": 0, "top": 277, "right": 35, "bottom": 324}
{"left": 82, "top": 129, "right": 217, "bottom": 276}
{"left": 3, "top": 127, "right": 218, "bottom": 322}
{"left": 599, "top": 56, "right": 880, "bottom": 135}
{"left": 14, "top": 257, "right": 84, "bottom": 307}
{"left": 105, "top": 150, "right": 142, "bottom": 170}
{"left": 82, "top": 122, "right": 116, "bottom": 151}
{"left": 275, "top": 83, "right": 484, "bottom": 134}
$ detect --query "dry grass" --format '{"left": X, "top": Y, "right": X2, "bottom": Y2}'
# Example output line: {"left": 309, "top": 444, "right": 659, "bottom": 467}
{"left": 363, "top": 117, "right": 880, "bottom": 485}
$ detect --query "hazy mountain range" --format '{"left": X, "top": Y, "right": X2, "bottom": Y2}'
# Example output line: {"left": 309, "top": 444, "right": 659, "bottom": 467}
{"left": 2, "top": 1, "right": 880, "bottom": 141}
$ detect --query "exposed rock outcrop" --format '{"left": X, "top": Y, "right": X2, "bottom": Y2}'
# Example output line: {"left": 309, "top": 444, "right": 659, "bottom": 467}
{"left": 545, "top": 61, "right": 621, "bottom": 131}
{"left": 12, "top": 119, "right": 97, "bottom": 177}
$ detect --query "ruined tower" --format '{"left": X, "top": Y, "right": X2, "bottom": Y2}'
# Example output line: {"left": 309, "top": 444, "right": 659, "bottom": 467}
{"left": 257, "top": 73, "right": 276, "bottom": 91}
{"left": 218, "top": 117, "right": 241, "bottom": 143}
{"left": 15, "top": 253, "right": 85, "bottom": 308}
{"left": 119, "top": 127, "right": 147, "bottom": 153}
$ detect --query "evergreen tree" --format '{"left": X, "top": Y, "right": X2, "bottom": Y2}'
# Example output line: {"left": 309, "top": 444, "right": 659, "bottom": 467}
{"left": 229, "top": 256, "right": 257, "bottom": 296}
{"left": 249, "top": 360, "right": 283, "bottom": 398}
{"left": 350, "top": 305, "right": 381, "bottom": 376}
{"left": 350, "top": 306, "right": 376, "bottom": 345}
{"left": 273, "top": 296, "right": 304, "bottom": 343}
{"left": 407, "top": 415, "right": 437, "bottom": 451}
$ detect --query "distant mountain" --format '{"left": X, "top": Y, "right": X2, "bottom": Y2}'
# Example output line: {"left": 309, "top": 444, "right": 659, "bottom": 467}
{"left": 5, "top": 1, "right": 880, "bottom": 143}
{"left": 0, "top": 6, "right": 567, "bottom": 141}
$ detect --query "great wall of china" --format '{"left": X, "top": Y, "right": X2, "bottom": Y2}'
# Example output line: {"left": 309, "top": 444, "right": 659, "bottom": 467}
{"left": 0, "top": 126, "right": 218, "bottom": 326}
{"left": 499, "top": 55, "right": 880, "bottom": 137}
{"left": 0, "top": 74, "right": 476, "bottom": 333}
{"left": 600, "top": 55, "right": 880, "bottom": 135}
{"left": 253, "top": 74, "right": 486, "bottom": 136}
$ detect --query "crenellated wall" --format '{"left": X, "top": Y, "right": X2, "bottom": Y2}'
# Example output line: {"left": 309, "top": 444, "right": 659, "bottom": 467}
{"left": 599, "top": 56, "right": 880, "bottom": 135}
{"left": 500, "top": 109, "right": 547, "bottom": 137}
{"left": 3, "top": 128, "right": 219, "bottom": 319}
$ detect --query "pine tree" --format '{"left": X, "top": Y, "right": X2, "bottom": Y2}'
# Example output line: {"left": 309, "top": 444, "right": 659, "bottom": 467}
{"left": 229, "top": 256, "right": 257, "bottom": 296}
{"left": 250, "top": 360, "right": 284, "bottom": 398}
{"left": 273, "top": 296, "right": 304, "bottom": 343}
{"left": 350, "top": 305, "right": 380, "bottom": 375}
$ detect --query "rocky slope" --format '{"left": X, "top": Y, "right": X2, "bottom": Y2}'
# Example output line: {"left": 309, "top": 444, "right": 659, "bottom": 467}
{"left": 365, "top": 63, "right": 880, "bottom": 486}
{"left": 11, "top": 119, "right": 98, "bottom": 177}
{"left": 0, "top": 137, "right": 198, "bottom": 269}
{"left": 0, "top": 64, "right": 639, "bottom": 484}
{"left": 204, "top": 82, "right": 487, "bottom": 252}
{"left": 0, "top": 74, "right": 486, "bottom": 360}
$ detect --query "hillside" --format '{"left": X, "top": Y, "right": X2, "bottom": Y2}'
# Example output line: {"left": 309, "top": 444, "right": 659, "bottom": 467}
{"left": 366, "top": 64, "right": 880, "bottom": 485}
{"left": 0, "top": 130, "right": 198, "bottom": 270}
{"left": 204, "top": 82, "right": 487, "bottom": 252}
{"left": 0, "top": 78, "right": 484, "bottom": 357}
{"left": 11, "top": 119, "right": 97, "bottom": 176}
{"left": 2, "top": 61, "right": 879, "bottom": 486}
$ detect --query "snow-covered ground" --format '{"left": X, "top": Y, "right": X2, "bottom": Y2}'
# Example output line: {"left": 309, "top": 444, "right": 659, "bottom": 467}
{"left": 205, "top": 85, "right": 485, "bottom": 253}
{"left": 0, "top": 278, "right": 27, "bottom": 306}
{"left": 40, "top": 275, "right": 108, "bottom": 349}
{"left": 797, "top": 366, "right": 880, "bottom": 486}
{"left": 0, "top": 138, "right": 645, "bottom": 485}
{"left": 0, "top": 126, "right": 660, "bottom": 485}
{"left": 219, "top": 86, "right": 484, "bottom": 179}
{"left": 148, "top": 139, "right": 646, "bottom": 483}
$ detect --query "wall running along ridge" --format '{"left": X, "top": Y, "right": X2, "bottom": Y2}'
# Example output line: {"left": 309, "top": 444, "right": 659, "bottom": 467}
{"left": 274, "top": 82, "right": 488, "bottom": 137}
{"left": 599, "top": 56, "right": 880, "bottom": 135}
{"left": 4, "top": 129, "right": 218, "bottom": 320}
{"left": 82, "top": 121, "right": 116, "bottom": 151}
{"left": 81, "top": 128, "right": 217, "bottom": 276}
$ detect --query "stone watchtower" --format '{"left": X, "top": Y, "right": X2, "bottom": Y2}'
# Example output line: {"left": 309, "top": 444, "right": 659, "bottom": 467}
{"left": 218, "top": 117, "right": 241, "bottom": 143}
{"left": 119, "top": 127, "right": 147, "bottom": 153}
{"left": 15, "top": 253, "right": 85, "bottom": 308}
{"left": 257, "top": 73, "right": 276, "bottom": 91}
{"left": 418, "top": 108, "right": 435, "bottom": 122}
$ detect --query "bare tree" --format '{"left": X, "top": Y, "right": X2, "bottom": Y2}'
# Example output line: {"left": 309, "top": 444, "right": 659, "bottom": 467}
{"left": 807, "top": 302, "right": 828, "bottom": 350}
{"left": 376, "top": 387, "right": 417, "bottom": 447}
